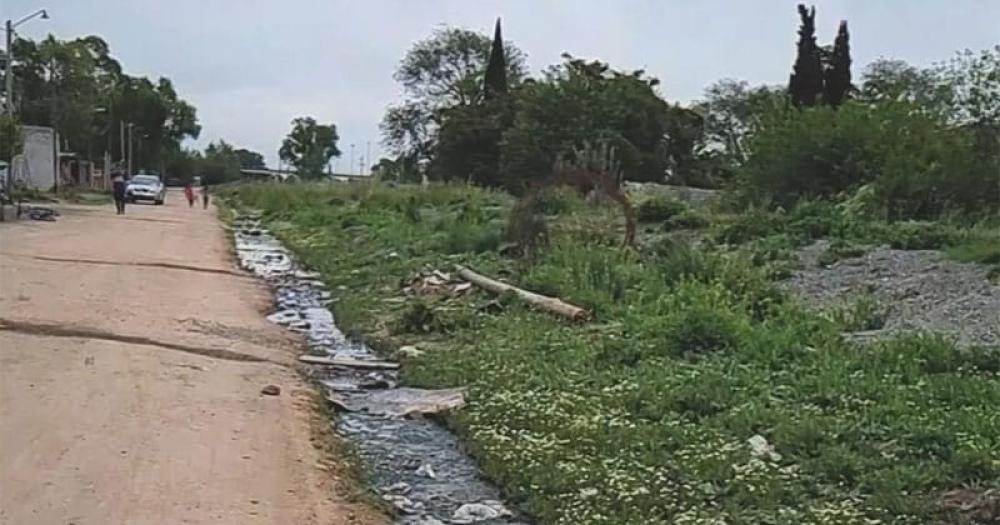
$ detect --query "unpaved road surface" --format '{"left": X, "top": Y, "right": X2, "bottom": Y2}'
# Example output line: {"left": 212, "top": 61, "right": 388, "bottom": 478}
{"left": 0, "top": 194, "right": 383, "bottom": 524}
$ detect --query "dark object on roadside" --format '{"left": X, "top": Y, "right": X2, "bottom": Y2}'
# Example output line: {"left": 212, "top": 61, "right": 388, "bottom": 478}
{"left": 260, "top": 384, "right": 281, "bottom": 396}
{"left": 21, "top": 206, "right": 59, "bottom": 221}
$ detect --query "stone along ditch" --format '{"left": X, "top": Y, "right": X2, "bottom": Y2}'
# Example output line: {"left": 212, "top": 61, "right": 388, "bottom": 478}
{"left": 232, "top": 215, "right": 527, "bottom": 525}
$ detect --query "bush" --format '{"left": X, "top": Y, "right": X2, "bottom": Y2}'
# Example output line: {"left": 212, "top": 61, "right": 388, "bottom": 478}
{"left": 739, "top": 101, "right": 999, "bottom": 219}
{"left": 883, "top": 221, "right": 959, "bottom": 250}
{"left": 662, "top": 305, "right": 745, "bottom": 360}
{"left": 663, "top": 209, "right": 711, "bottom": 231}
{"left": 711, "top": 208, "right": 785, "bottom": 244}
{"left": 636, "top": 196, "right": 687, "bottom": 222}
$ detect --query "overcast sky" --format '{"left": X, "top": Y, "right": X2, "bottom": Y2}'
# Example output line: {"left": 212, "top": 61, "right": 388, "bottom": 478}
{"left": 7, "top": 0, "right": 999, "bottom": 170}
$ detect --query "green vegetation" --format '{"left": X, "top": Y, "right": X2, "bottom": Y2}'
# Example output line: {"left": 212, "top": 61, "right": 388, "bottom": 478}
{"left": 231, "top": 5, "right": 999, "bottom": 524}
{"left": 226, "top": 182, "right": 999, "bottom": 524}
{"left": 279, "top": 117, "right": 341, "bottom": 178}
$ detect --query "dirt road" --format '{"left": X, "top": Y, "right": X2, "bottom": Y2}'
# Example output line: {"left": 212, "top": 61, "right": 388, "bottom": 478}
{"left": 0, "top": 193, "right": 383, "bottom": 524}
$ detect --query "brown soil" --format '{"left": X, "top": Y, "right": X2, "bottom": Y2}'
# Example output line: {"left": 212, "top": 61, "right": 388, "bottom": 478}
{"left": 0, "top": 194, "right": 385, "bottom": 524}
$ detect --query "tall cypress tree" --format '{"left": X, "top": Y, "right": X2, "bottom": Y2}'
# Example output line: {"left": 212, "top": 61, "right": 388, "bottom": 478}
{"left": 788, "top": 4, "right": 824, "bottom": 107}
{"left": 483, "top": 18, "right": 507, "bottom": 100}
{"left": 823, "top": 21, "right": 852, "bottom": 107}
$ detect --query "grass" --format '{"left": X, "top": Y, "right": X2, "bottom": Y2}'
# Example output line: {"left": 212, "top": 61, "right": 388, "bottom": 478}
{"left": 224, "top": 182, "right": 1000, "bottom": 525}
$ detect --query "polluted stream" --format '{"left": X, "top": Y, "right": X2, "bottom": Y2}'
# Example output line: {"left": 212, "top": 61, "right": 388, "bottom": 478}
{"left": 232, "top": 215, "right": 528, "bottom": 525}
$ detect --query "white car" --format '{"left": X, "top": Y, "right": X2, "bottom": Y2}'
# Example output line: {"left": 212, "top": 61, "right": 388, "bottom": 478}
{"left": 126, "top": 174, "right": 166, "bottom": 205}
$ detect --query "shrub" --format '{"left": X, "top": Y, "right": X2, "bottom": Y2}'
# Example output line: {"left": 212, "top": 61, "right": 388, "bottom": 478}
{"left": 661, "top": 305, "right": 745, "bottom": 360}
{"left": 739, "top": 101, "right": 999, "bottom": 219}
{"left": 663, "top": 209, "right": 711, "bottom": 231}
{"left": 711, "top": 208, "right": 785, "bottom": 244}
{"left": 636, "top": 196, "right": 687, "bottom": 222}
{"left": 883, "top": 221, "right": 959, "bottom": 250}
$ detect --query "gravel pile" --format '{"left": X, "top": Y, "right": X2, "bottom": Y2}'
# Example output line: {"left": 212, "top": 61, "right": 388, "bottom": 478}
{"left": 787, "top": 241, "right": 1000, "bottom": 346}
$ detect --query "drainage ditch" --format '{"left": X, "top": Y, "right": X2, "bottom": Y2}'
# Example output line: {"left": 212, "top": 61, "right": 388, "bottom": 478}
{"left": 233, "top": 215, "right": 527, "bottom": 525}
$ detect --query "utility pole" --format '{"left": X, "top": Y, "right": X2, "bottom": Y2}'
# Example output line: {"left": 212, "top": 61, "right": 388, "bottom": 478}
{"left": 4, "top": 10, "right": 50, "bottom": 117}
{"left": 349, "top": 144, "right": 355, "bottom": 175}
{"left": 119, "top": 120, "right": 125, "bottom": 167}
{"left": 4, "top": 20, "right": 12, "bottom": 117}
{"left": 126, "top": 123, "right": 134, "bottom": 176}
{"left": 365, "top": 141, "right": 371, "bottom": 176}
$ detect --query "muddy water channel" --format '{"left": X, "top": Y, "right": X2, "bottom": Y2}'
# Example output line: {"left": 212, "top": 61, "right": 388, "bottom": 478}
{"left": 232, "top": 216, "right": 528, "bottom": 525}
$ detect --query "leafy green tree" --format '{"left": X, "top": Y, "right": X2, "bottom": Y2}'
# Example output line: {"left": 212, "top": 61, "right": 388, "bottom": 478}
{"left": 198, "top": 140, "right": 241, "bottom": 185}
{"left": 279, "top": 117, "right": 341, "bottom": 178}
{"left": 823, "top": 21, "right": 852, "bottom": 107}
{"left": 164, "top": 148, "right": 201, "bottom": 183}
{"left": 858, "top": 59, "right": 949, "bottom": 110}
{"left": 381, "top": 26, "right": 526, "bottom": 170}
{"left": 739, "top": 100, "right": 997, "bottom": 218}
{"left": 694, "top": 79, "right": 785, "bottom": 165}
{"left": 235, "top": 148, "right": 266, "bottom": 170}
{"left": 788, "top": 4, "right": 824, "bottom": 107}
{"left": 0, "top": 115, "right": 24, "bottom": 161}
{"left": 10, "top": 35, "right": 199, "bottom": 173}
{"left": 500, "top": 55, "right": 676, "bottom": 188}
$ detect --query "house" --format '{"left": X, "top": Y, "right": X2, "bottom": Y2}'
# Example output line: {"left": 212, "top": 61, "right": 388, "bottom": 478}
{"left": 10, "top": 125, "right": 57, "bottom": 191}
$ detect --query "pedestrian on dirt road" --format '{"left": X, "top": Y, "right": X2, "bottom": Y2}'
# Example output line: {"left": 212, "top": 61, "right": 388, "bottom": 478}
{"left": 183, "top": 182, "right": 196, "bottom": 207}
{"left": 111, "top": 171, "right": 127, "bottom": 215}
{"left": 201, "top": 184, "right": 210, "bottom": 209}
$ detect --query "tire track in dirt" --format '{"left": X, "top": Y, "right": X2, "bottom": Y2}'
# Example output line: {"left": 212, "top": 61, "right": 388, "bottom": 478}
{"left": 0, "top": 318, "right": 273, "bottom": 363}
{"left": 11, "top": 254, "right": 245, "bottom": 277}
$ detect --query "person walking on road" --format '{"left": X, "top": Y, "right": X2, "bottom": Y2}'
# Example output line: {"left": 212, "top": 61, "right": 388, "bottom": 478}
{"left": 183, "top": 182, "right": 196, "bottom": 207}
{"left": 111, "top": 171, "right": 127, "bottom": 215}
{"left": 201, "top": 184, "right": 210, "bottom": 209}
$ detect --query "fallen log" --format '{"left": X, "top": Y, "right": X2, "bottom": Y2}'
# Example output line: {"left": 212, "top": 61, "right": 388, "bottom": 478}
{"left": 455, "top": 265, "right": 591, "bottom": 322}
{"left": 298, "top": 354, "right": 400, "bottom": 370}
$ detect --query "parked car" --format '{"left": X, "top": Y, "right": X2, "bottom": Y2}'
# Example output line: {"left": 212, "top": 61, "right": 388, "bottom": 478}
{"left": 126, "top": 174, "right": 166, "bottom": 205}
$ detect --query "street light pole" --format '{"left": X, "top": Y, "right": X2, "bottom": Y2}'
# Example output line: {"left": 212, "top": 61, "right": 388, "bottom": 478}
{"left": 127, "top": 123, "right": 134, "bottom": 176}
{"left": 4, "top": 20, "right": 11, "bottom": 117}
{"left": 349, "top": 144, "right": 355, "bottom": 176}
{"left": 4, "top": 9, "right": 50, "bottom": 117}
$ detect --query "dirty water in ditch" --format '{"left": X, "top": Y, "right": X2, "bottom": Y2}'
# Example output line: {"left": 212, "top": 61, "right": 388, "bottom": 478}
{"left": 232, "top": 215, "right": 528, "bottom": 525}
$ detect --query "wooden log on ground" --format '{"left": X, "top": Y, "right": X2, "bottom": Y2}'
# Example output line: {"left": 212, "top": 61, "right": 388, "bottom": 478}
{"left": 298, "top": 354, "right": 400, "bottom": 370}
{"left": 455, "top": 265, "right": 591, "bottom": 322}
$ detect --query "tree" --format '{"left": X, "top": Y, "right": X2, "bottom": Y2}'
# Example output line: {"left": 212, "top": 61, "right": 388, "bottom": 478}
{"left": 381, "top": 26, "right": 526, "bottom": 169}
{"left": 500, "top": 55, "right": 675, "bottom": 189}
{"left": 788, "top": 4, "right": 824, "bottom": 107}
{"left": 0, "top": 115, "right": 23, "bottom": 161}
{"left": 279, "top": 117, "right": 340, "bottom": 178}
{"left": 483, "top": 18, "right": 508, "bottom": 100}
{"left": 694, "top": 79, "right": 786, "bottom": 165}
{"left": 9, "top": 34, "right": 199, "bottom": 174}
{"left": 235, "top": 148, "right": 266, "bottom": 170}
{"left": 823, "top": 21, "right": 852, "bottom": 107}
{"left": 199, "top": 140, "right": 241, "bottom": 185}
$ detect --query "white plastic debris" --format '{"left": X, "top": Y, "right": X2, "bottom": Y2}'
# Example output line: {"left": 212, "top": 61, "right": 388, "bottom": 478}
{"left": 748, "top": 434, "right": 782, "bottom": 462}
{"left": 451, "top": 501, "right": 512, "bottom": 523}
{"left": 416, "top": 463, "right": 437, "bottom": 479}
